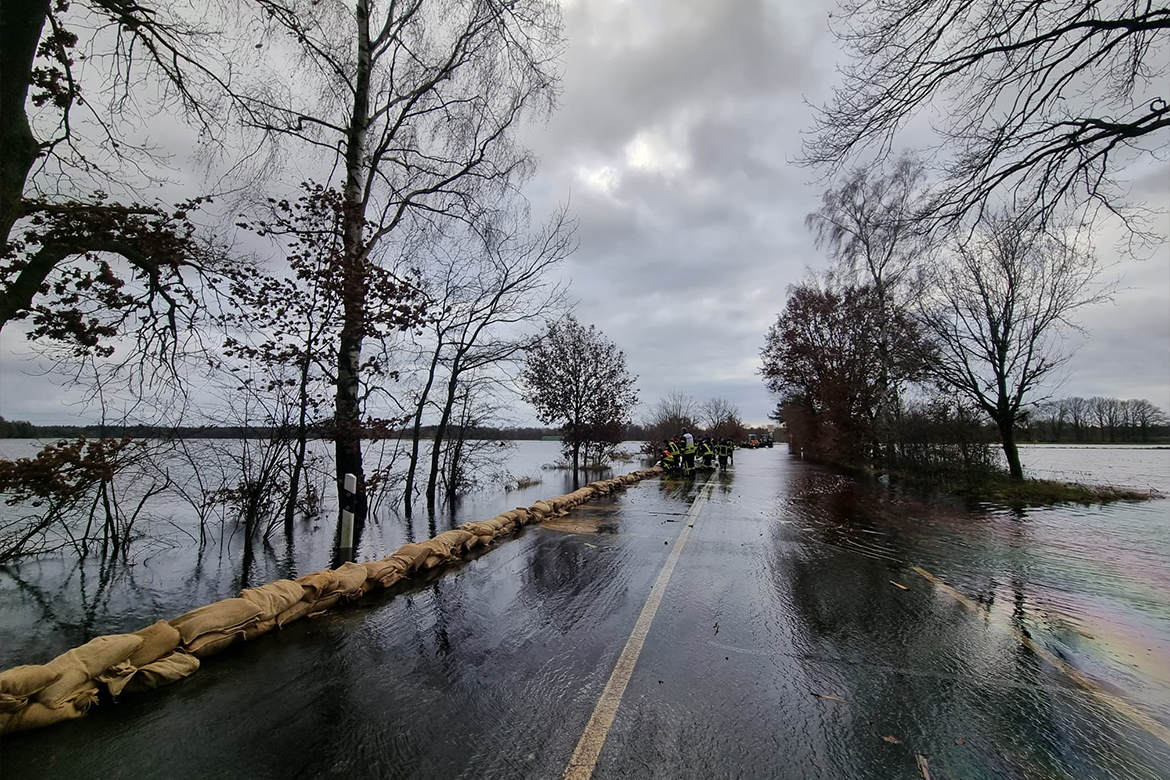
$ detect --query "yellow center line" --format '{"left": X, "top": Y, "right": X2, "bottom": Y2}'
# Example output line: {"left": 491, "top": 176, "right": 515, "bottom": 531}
{"left": 911, "top": 565, "right": 1170, "bottom": 745}
{"left": 563, "top": 481, "right": 713, "bottom": 780}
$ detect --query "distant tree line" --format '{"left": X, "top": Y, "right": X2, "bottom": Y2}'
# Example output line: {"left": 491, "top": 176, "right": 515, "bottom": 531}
{"left": 635, "top": 390, "right": 750, "bottom": 453}
{"left": 0, "top": 416, "right": 660, "bottom": 444}
{"left": 1024, "top": 398, "right": 1168, "bottom": 444}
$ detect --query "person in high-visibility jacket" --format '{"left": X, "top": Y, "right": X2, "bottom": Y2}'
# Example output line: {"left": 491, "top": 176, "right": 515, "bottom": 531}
{"left": 681, "top": 430, "right": 696, "bottom": 474}
{"left": 700, "top": 437, "right": 716, "bottom": 469}
{"left": 663, "top": 438, "right": 682, "bottom": 473}
{"left": 716, "top": 439, "right": 732, "bottom": 469}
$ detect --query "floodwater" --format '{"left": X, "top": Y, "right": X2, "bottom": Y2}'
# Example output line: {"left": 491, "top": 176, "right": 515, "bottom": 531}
{"left": 1, "top": 444, "right": 1168, "bottom": 779}
{"left": 0, "top": 439, "right": 646, "bottom": 668}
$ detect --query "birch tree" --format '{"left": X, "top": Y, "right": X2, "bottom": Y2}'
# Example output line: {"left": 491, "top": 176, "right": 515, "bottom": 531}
{"left": 239, "top": 0, "right": 564, "bottom": 522}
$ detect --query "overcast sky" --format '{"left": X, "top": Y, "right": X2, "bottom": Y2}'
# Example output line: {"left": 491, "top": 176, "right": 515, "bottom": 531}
{"left": 1, "top": 0, "right": 1167, "bottom": 425}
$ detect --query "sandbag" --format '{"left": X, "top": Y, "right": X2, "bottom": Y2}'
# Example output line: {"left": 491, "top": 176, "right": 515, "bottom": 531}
{"left": 37, "top": 634, "right": 143, "bottom": 709}
{"left": 389, "top": 543, "right": 431, "bottom": 571}
{"left": 459, "top": 520, "right": 493, "bottom": 535}
{"left": 296, "top": 570, "right": 339, "bottom": 601}
{"left": 328, "top": 562, "right": 370, "bottom": 599}
{"left": 275, "top": 598, "right": 316, "bottom": 628}
{"left": 240, "top": 580, "right": 306, "bottom": 620}
{"left": 123, "top": 652, "right": 200, "bottom": 694}
{"left": 424, "top": 530, "right": 472, "bottom": 559}
{"left": 73, "top": 634, "right": 144, "bottom": 676}
{"left": 96, "top": 660, "right": 137, "bottom": 697}
{"left": 414, "top": 537, "right": 456, "bottom": 564}
{"left": 466, "top": 534, "right": 492, "bottom": 549}
{"left": 128, "top": 621, "right": 181, "bottom": 667}
{"left": 307, "top": 593, "right": 342, "bottom": 616}
{"left": 187, "top": 631, "right": 238, "bottom": 659}
{"left": 530, "top": 500, "right": 552, "bottom": 517}
{"left": 361, "top": 558, "right": 404, "bottom": 586}
{"left": 242, "top": 618, "right": 276, "bottom": 642}
{"left": 2, "top": 690, "right": 96, "bottom": 734}
{"left": 33, "top": 657, "right": 93, "bottom": 710}
{"left": 0, "top": 665, "right": 60, "bottom": 712}
{"left": 485, "top": 522, "right": 514, "bottom": 538}
{"left": 170, "top": 599, "right": 262, "bottom": 644}
{"left": 370, "top": 558, "right": 409, "bottom": 587}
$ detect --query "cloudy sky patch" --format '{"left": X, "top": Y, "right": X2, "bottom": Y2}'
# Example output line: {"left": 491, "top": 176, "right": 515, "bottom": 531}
{"left": 1, "top": 0, "right": 1166, "bottom": 425}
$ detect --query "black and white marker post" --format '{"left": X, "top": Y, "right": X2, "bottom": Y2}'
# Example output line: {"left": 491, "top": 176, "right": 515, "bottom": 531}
{"left": 339, "top": 472, "right": 357, "bottom": 563}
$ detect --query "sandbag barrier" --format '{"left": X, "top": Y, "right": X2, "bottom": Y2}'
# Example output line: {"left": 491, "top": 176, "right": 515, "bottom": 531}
{"left": 0, "top": 467, "right": 663, "bottom": 735}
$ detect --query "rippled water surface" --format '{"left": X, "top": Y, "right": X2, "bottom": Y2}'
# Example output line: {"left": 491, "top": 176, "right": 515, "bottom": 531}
{"left": 1, "top": 442, "right": 1167, "bottom": 779}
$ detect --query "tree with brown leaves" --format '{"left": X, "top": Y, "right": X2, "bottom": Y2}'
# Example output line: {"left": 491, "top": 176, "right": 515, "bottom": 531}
{"left": 521, "top": 316, "right": 638, "bottom": 488}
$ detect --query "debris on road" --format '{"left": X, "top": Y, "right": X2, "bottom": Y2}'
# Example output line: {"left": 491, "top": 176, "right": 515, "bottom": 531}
{"left": 812, "top": 693, "right": 849, "bottom": 703}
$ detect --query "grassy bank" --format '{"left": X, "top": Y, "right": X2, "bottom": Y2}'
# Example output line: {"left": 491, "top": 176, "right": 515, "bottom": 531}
{"left": 886, "top": 470, "right": 1159, "bottom": 506}
{"left": 951, "top": 476, "right": 1156, "bottom": 506}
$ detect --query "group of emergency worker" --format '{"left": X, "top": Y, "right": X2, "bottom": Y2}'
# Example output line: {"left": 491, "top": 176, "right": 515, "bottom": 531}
{"left": 660, "top": 429, "right": 735, "bottom": 475}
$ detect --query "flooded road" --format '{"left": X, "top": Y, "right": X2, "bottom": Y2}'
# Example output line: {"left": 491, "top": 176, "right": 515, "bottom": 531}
{"left": 3, "top": 448, "right": 1168, "bottom": 779}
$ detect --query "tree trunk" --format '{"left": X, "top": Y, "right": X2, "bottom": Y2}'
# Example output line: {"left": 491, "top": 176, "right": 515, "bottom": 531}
{"left": 284, "top": 353, "right": 313, "bottom": 532}
{"left": 445, "top": 426, "right": 466, "bottom": 504}
{"left": 404, "top": 344, "right": 441, "bottom": 515}
{"left": 334, "top": 0, "right": 373, "bottom": 545}
{"left": 571, "top": 439, "right": 580, "bottom": 490}
{"left": 425, "top": 369, "right": 460, "bottom": 509}
{"left": 999, "top": 421, "right": 1024, "bottom": 480}
{"left": 0, "top": 0, "right": 45, "bottom": 252}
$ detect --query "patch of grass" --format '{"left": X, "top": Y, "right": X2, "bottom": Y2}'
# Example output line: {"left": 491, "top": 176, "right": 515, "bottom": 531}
{"left": 953, "top": 477, "right": 1157, "bottom": 506}
{"left": 504, "top": 473, "right": 542, "bottom": 491}
{"left": 877, "top": 464, "right": 1159, "bottom": 507}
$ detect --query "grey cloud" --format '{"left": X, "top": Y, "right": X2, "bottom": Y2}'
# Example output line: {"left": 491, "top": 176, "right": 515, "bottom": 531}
{"left": 2, "top": 0, "right": 1165, "bottom": 427}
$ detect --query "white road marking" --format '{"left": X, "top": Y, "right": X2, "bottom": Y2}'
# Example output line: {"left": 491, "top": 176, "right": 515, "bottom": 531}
{"left": 563, "top": 481, "right": 712, "bottom": 780}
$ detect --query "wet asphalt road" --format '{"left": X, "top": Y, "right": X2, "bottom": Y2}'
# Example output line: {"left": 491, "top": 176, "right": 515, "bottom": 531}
{"left": 3, "top": 449, "right": 1168, "bottom": 779}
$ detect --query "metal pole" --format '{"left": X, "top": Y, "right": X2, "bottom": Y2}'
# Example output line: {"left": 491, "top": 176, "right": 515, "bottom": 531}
{"left": 340, "top": 472, "right": 356, "bottom": 562}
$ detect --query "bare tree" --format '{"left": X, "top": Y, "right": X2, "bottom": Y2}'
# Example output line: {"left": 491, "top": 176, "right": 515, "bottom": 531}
{"left": 436, "top": 372, "right": 514, "bottom": 503}
{"left": 2, "top": 1, "right": 240, "bottom": 343}
{"left": 1031, "top": 400, "right": 1068, "bottom": 442}
{"left": 644, "top": 390, "right": 699, "bottom": 446}
{"left": 699, "top": 397, "right": 745, "bottom": 441}
{"left": 1129, "top": 399, "right": 1168, "bottom": 442}
{"left": 1089, "top": 396, "right": 1123, "bottom": 443}
{"left": 226, "top": 184, "right": 423, "bottom": 530}
{"left": 420, "top": 209, "right": 573, "bottom": 509}
{"left": 237, "top": 0, "right": 564, "bottom": 531}
{"left": 397, "top": 205, "right": 572, "bottom": 512}
{"left": 1065, "top": 396, "right": 1091, "bottom": 442}
{"left": 918, "top": 212, "right": 1111, "bottom": 479}
{"left": 807, "top": 154, "right": 933, "bottom": 458}
{"left": 803, "top": 0, "right": 1170, "bottom": 234}
{"left": 522, "top": 316, "right": 639, "bottom": 488}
